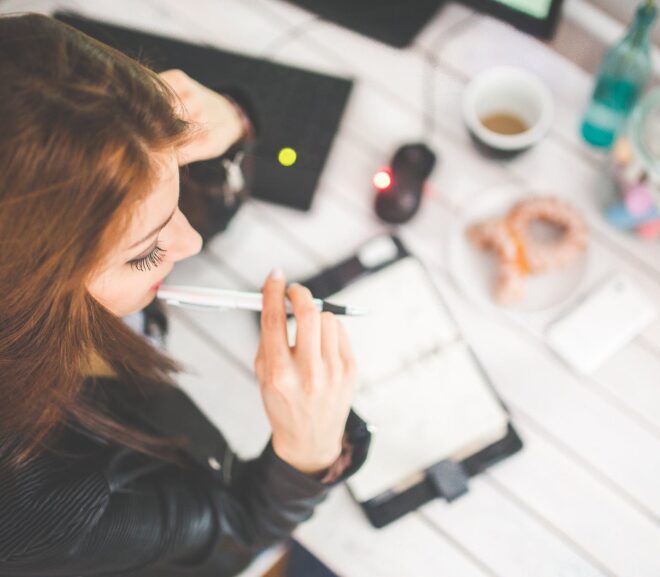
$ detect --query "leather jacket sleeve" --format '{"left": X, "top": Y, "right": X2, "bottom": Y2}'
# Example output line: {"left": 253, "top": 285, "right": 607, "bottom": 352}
{"left": 0, "top": 384, "right": 370, "bottom": 577}
{"left": 55, "top": 441, "right": 341, "bottom": 577}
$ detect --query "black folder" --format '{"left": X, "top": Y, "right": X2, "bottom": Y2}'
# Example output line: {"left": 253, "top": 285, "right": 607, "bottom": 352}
{"left": 294, "top": 235, "right": 523, "bottom": 528}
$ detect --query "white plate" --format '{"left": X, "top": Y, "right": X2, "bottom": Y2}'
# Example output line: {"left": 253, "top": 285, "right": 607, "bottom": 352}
{"left": 446, "top": 186, "right": 590, "bottom": 314}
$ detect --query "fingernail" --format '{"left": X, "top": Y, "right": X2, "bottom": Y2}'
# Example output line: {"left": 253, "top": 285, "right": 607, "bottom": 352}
{"left": 269, "top": 267, "right": 284, "bottom": 280}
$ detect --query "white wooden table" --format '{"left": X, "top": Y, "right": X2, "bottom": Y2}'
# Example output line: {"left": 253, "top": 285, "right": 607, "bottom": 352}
{"left": 4, "top": 1, "right": 660, "bottom": 575}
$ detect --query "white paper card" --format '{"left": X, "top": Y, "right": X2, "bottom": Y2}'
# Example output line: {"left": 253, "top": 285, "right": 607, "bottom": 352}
{"left": 546, "top": 274, "right": 657, "bottom": 375}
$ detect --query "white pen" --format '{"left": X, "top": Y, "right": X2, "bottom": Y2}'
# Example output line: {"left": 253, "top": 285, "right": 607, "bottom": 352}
{"left": 157, "top": 285, "right": 369, "bottom": 316}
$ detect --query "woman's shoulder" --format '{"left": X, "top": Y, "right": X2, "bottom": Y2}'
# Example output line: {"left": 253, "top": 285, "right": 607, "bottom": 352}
{"left": 0, "top": 420, "right": 113, "bottom": 499}
{"left": 0, "top": 375, "right": 185, "bottom": 495}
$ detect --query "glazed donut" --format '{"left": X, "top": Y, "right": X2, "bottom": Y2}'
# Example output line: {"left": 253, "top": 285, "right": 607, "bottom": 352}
{"left": 467, "top": 196, "right": 588, "bottom": 305}
{"left": 508, "top": 197, "right": 588, "bottom": 272}
{"left": 467, "top": 220, "right": 526, "bottom": 305}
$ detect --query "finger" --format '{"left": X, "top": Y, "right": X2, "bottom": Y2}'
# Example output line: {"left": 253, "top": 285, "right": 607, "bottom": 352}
{"left": 320, "top": 312, "right": 340, "bottom": 367}
{"left": 337, "top": 321, "right": 357, "bottom": 377}
{"left": 158, "top": 69, "right": 190, "bottom": 94}
{"left": 254, "top": 337, "right": 265, "bottom": 381}
{"left": 287, "top": 284, "right": 321, "bottom": 361}
{"left": 260, "top": 269, "right": 291, "bottom": 361}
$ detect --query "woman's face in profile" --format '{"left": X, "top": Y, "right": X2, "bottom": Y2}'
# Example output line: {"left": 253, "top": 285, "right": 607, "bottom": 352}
{"left": 86, "top": 151, "right": 203, "bottom": 317}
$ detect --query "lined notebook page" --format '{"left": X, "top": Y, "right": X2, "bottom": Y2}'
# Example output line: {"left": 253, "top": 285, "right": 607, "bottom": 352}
{"left": 288, "top": 258, "right": 509, "bottom": 502}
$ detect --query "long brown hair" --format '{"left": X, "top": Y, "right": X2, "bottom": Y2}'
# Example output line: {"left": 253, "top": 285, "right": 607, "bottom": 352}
{"left": 0, "top": 13, "right": 192, "bottom": 470}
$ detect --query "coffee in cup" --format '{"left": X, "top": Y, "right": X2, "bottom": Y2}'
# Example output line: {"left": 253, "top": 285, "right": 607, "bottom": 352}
{"left": 463, "top": 66, "right": 554, "bottom": 157}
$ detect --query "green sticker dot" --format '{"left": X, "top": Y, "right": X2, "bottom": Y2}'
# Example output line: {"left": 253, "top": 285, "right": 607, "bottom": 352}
{"left": 278, "top": 147, "right": 297, "bottom": 167}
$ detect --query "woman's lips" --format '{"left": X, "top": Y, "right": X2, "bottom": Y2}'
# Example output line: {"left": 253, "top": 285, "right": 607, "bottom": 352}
{"left": 150, "top": 269, "right": 172, "bottom": 292}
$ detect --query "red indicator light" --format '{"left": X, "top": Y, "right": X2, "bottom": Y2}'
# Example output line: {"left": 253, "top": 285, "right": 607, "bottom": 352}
{"left": 373, "top": 168, "right": 392, "bottom": 191}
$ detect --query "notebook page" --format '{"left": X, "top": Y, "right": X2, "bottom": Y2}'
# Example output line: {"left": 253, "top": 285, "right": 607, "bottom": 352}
{"left": 347, "top": 342, "right": 509, "bottom": 502}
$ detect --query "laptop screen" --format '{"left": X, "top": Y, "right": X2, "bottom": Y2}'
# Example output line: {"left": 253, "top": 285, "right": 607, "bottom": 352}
{"left": 493, "top": 0, "right": 554, "bottom": 19}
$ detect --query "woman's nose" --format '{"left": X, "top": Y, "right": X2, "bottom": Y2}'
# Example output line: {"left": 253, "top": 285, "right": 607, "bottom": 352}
{"left": 169, "top": 210, "right": 203, "bottom": 262}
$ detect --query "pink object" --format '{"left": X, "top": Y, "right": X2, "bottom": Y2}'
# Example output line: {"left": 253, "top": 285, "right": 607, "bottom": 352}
{"left": 624, "top": 183, "right": 655, "bottom": 216}
{"left": 637, "top": 219, "right": 660, "bottom": 240}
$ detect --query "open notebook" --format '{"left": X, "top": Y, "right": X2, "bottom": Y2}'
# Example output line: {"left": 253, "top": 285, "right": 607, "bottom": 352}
{"left": 287, "top": 249, "right": 511, "bottom": 506}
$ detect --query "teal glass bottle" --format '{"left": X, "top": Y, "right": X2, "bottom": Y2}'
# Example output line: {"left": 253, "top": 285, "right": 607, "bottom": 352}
{"left": 581, "top": 0, "right": 657, "bottom": 149}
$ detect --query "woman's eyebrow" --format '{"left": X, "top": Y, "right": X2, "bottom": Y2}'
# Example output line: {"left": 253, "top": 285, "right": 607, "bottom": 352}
{"left": 127, "top": 207, "right": 176, "bottom": 250}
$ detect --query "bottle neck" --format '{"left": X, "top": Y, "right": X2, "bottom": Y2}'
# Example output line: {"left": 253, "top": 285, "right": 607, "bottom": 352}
{"left": 624, "top": 4, "right": 657, "bottom": 48}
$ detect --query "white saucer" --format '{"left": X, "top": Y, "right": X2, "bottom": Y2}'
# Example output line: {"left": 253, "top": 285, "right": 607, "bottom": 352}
{"left": 446, "top": 186, "right": 590, "bottom": 314}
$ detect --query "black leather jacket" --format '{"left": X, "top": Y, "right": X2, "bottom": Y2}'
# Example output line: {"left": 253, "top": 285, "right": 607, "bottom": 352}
{"left": 0, "top": 378, "right": 371, "bottom": 577}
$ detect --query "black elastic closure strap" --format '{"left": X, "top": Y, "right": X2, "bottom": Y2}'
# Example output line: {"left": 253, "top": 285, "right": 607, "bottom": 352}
{"left": 427, "top": 460, "right": 469, "bottom": 502}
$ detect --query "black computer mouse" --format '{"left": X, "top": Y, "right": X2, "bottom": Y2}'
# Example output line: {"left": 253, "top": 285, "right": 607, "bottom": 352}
{"left": 374, "top": 143, "right": 437, "bottom": 224}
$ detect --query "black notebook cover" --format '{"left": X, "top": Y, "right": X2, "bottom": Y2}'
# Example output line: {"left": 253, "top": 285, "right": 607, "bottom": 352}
{"left": 296, "top": 235, "right": 523, "bottom": 528}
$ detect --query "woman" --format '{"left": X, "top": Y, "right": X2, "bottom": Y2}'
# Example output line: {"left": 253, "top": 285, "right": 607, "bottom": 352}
{"left": 0, "top": 13, "right": 370, "bottom": 577}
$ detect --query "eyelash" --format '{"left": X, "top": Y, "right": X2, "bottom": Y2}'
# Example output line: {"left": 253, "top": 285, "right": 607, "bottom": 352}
{"left": 129, "top": 244, "right": 167, "bottom": 272}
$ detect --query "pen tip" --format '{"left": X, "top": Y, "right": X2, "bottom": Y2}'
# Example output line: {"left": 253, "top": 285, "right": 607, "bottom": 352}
{"left": 346, "top": 306, "right": 370, "bottom": 316}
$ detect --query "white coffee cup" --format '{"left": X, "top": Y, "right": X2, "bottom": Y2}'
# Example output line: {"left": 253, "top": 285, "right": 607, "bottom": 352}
{"left": 462, "top": 66, "right": 554, "bottom": 157}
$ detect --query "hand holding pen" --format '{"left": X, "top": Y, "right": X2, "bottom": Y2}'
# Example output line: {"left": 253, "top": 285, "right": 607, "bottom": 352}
{"left": 158, "top": 268, "right": 361, "bottom": 475}
{"left": 254, "top": 268, "right": 358, "bottom": 476}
